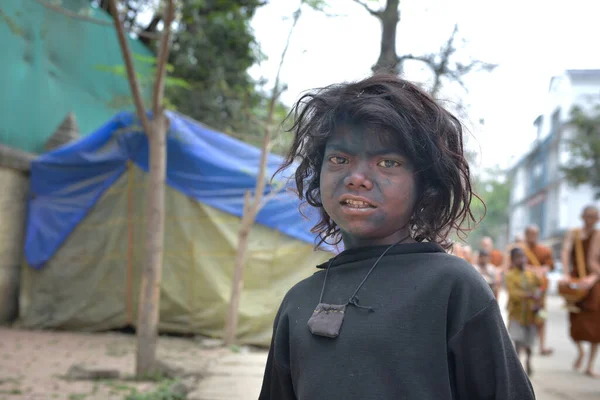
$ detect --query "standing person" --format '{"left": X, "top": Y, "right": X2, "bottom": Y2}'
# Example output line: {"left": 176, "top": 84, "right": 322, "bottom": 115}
{"left": 481, "top": 236, "right": 504, "bottom": 269}
{"left": 505, "top": 247, "right": 544, "bottom": 376}
{"left": 523, "top": 224, "right": 555, "bottom": 356}
{"left": 259, "top": 75, "right": 534, "bottom": 399}
{"left": 474, "top": 249, "right": 501, "bottom": 299}
{"left": 562, "top": 205, "right": 600, "bottom": 377}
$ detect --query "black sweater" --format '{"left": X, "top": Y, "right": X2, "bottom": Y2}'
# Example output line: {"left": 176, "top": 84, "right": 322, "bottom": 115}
{"left": 259, "top": 243, "right": 535, "bottom": 400}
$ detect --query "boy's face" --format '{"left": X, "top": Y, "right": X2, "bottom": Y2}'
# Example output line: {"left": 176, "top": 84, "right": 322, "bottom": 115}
{"left": 478, "top": 254, "right": 490, "bottom": 266}
{"left": 512, "top": 250, "right": 526, "bottom": 268}
{"left": 320, "top": 125, "right": 417, "bottom": 248}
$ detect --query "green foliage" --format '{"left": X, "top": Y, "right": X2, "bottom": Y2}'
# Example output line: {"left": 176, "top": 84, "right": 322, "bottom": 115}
{"left": 92, "top": 0, "right": 296, "bottom": 154}
{"left": 464, "top": 168, "right": 511, "bottom": 247}
{"left": 561, "top": 105, "right": 600, "bottom": 199}
{"left": 123, "top": 379, "right": 184, "bottom": 400}
{"left": 166, "top": 0, "right": 271, "bottom": 145}
{"left": 95, "top": 53, "right": 190, "bottom": 111}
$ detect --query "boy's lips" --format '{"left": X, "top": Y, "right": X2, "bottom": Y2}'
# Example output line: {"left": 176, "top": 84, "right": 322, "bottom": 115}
{"left": 338, "top": 195, "right": 377, "bottom": 214}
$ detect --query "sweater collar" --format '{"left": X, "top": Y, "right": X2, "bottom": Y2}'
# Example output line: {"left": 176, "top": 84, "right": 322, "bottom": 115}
{"left": 317, "top": 242, "right": 445, "bottom": 269}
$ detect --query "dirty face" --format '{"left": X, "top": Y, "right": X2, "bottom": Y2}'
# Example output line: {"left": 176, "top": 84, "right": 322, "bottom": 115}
{"left": 319, "top": 124, "right": 417, "bottom": 249}
{"left": 512, "top": 249, "right": 526, "bottom": 269}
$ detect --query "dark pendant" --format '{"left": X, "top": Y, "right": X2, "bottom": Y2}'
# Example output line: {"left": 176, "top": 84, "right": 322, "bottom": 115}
{"left": 307, "top": 303, "right": 346, "bottom": 339}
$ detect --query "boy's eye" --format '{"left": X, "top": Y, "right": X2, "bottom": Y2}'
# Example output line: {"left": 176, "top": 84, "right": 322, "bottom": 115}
{"left": 377, "top": 160, "right": 401, "bottom": 168}
{"left": 328, "top": 156, "right": 348, "bottom": 165}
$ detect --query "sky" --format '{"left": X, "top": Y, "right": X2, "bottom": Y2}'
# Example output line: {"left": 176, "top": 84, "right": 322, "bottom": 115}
{"left": 249, "top": 0, "right": 600, "bottom": 173}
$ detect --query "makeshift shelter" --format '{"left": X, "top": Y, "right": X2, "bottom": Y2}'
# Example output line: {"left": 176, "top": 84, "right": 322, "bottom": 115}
{"left": 0, "top": 0, "right": 153, "bottom": 323}
{"left": 0, "top": 113, "right": 80, "bottom": 324}
{"left": 19, "top": 112, "right": 334, "bottom": 346}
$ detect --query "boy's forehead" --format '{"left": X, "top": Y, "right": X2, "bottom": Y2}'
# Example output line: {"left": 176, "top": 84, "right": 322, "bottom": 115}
{"left": 327, "top": 124, "right": 399, "bottom": 150}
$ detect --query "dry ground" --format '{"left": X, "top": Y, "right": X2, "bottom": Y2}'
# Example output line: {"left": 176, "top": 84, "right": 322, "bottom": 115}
{"left": 0, "top": 327, "right": 267, "bottom": 400}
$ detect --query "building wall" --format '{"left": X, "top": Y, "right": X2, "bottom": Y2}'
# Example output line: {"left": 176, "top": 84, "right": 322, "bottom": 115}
{"left": 508, "top": 71, "right": 600, "bottom": 244}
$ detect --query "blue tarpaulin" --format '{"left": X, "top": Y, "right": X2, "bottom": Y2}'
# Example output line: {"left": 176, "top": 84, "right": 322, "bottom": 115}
{"left": 25, "top": 111, "right": 329, "bottom": 268}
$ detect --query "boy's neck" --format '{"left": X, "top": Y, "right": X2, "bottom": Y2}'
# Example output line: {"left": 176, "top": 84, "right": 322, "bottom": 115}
{"left": 341, "top": 229, "right": 415, "bottom": 250}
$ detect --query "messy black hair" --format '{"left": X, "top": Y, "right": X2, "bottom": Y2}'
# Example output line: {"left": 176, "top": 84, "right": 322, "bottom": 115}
{"left": 277, "top": 74, "right": 478, "bottom": 249}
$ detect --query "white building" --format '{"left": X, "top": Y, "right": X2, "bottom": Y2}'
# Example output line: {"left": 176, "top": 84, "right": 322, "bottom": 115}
{"left": 507, "top": 70, "right": 600, "bottom": 258}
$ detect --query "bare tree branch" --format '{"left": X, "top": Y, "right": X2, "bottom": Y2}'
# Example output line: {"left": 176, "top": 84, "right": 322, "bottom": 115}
{"left": 351, "top": 0, "right": 381, "bottom": 17}
{"left": 223, "top": 0, "right": 304, "bottom": 346}
{"left": 152, "top": 0, "right": 175, "bottom": 114}
{"left": 108, "top": 0, "right": 151, "bottom": 134}
{"left": 34, "top": 0, "right": 160, "bottom": 40}
{"left": 398, "top": 53, "right": 433, "bottom": 66}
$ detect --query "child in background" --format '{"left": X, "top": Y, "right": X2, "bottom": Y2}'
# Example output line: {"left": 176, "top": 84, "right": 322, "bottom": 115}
{"left": 259, "top": 75, "right": 534, "bottom": 399}
{"left": 474, "top": 249, "right": 500, "bottom": 299}
{"left": 505, "top": 247, "right": 544, "bottom": 376}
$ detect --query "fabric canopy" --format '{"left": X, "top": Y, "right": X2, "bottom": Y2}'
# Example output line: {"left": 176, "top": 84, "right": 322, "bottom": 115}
{"left": 25, "top": 111, "right": 334, "bottom": 268}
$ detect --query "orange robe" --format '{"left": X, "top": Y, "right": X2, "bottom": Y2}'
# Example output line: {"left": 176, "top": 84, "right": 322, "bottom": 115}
{"left": 523, "top": 243, "right": 554, "bottom": 292}
{"left": 490, "top": 249, "right": 504, "bottom": 268}
{"left": 569, "top": 230, "right": 600, "bottom": 343}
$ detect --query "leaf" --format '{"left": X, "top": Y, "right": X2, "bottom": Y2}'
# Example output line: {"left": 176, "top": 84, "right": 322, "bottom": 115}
{"left": 133, "top": 53, "right": 157, "bottom": 65}
{"left": 165, "top": 77, "right": 191, "bottom": 89}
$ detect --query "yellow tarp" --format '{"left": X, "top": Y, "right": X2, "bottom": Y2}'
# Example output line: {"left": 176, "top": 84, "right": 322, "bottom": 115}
{"left": 18, "top": 164, "right": 331, "bottom": 345}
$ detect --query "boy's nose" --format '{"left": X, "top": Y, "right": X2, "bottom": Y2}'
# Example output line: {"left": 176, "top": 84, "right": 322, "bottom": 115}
{"left": 344, "top": 166, "right": 373, "bottom": 190}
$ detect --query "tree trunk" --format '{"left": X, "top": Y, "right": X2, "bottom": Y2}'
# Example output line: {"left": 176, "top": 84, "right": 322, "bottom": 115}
{"left": 109, "top": 0, "right": 173, "bottom": 377}
{"left": 135, "top": 114, "right": 167, "bottom": 376}
{"left": 223, "top": 121, "right": 273, "bottom": 346}
{"left": 372, "top": 0, "right": 400, "bottom": 74}
{"left": 223, "top": 191, "right": 252, "bottom": 346}
{"left": 222, "top": 2, "right": 301, "bottom": 346}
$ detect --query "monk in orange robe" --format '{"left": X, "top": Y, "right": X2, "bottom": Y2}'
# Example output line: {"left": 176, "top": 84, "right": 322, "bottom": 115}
{"left": 523, "top": 225, "right": 555, "bottom": 356}
{"left": 563, "top": 206, "right": 600, "bottom": 378}
{"left": 480, "top": 236, "right": 504, "bottom": 269}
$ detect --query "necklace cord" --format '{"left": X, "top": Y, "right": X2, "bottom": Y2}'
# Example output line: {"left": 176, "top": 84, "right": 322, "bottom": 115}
{"left": 318, "top": 235, "right": 412, "bottom": 311}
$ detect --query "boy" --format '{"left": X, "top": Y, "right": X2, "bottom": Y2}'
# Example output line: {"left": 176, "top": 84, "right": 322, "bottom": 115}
{"left": 505, "top": 247, "right": 543, "bottom": 376}
{"left": 473, "top": 249, "right": 500, "bottom": 299}
{"left": 260, "top": 75, "right": 534, "bottom": 399}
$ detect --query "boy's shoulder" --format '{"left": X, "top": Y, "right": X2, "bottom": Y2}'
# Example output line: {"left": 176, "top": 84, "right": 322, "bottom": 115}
{"left": 426, "top": 252, "right": 491, "bottom": 282}
{"left": 419, "top": 252, "right": 497, "bottom": 337}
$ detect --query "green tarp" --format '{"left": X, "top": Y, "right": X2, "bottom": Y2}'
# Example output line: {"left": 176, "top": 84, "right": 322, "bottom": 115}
{"left": 0, "top": 0, "right": 152, "bottom": 153}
